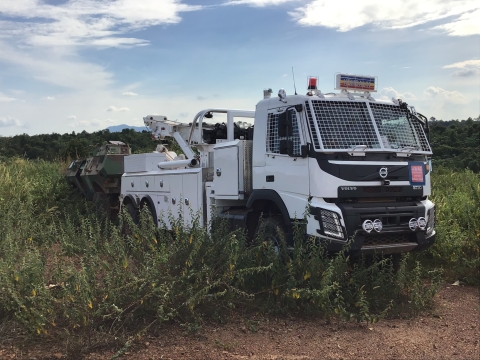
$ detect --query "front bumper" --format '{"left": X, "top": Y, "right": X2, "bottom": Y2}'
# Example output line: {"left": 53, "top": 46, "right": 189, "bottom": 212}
{"left": 317, "top": 233, "right": 436, "bottom": 255}
{"left": 309, "top": 201, "right": 436, "bottom": 255}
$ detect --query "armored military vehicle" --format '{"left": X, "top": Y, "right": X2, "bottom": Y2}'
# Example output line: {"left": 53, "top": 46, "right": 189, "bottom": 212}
{"left": 65, "top": 141, "right": 131, "bottom": 210}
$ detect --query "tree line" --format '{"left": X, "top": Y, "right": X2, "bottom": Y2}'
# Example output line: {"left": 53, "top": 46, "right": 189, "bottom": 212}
{"left": 0, "top": 118, "right": 479, "bottom": 172}
{"left": 0, "top": 128, "right": 156, "bottom": 161}
{"left": 429, "top": 117, "right": 479, "bottom": 172}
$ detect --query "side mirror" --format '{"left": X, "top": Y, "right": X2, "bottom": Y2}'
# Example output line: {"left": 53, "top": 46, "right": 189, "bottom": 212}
{"left": 301, "top": 144, "right": 308, "bottom": 158}
{"left": 278, "top": 110, "right": 293, "bottom": 138}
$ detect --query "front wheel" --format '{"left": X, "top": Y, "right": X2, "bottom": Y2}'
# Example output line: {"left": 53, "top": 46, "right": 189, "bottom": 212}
{"left": 256, "top": 215, "right": 287, "bottom": 256}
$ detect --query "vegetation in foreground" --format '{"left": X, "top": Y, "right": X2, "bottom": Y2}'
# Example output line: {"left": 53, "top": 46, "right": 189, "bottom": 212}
{"left": 0, "top": 159, "right": 478, "bottom": 357}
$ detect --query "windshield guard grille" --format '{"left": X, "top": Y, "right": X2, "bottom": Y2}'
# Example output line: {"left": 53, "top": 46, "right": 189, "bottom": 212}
{"left": 308, "top": 100, "right": 431, "bottom": 154}
{"left": 370, "top": 103, "right": 431, "bottom": 152}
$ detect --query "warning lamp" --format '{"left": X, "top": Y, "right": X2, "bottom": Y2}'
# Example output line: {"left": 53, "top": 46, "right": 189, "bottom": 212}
{"left": 307, "top": 76, "right": 318, "bottom": 90}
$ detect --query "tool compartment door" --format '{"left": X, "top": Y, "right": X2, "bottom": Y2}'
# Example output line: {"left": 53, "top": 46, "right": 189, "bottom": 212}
{"left": 182, "top": 172, "right": 203, "bottom": 226}
{"left": 214, "top": 142, "right": 240, "bottom": 198}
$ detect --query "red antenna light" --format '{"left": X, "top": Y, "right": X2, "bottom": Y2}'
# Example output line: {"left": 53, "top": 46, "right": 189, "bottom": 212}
{"left": 308, "top": 76, "right": 318, "bottom": 90}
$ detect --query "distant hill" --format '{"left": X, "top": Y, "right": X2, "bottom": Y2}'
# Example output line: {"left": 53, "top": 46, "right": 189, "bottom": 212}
{"left": 106, "top": 124, "right": 147, "bottom": 132}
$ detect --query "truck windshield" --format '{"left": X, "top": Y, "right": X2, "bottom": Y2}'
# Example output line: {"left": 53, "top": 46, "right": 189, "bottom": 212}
{"left": 305, "top": 100, "right": 431, "bottom": 153}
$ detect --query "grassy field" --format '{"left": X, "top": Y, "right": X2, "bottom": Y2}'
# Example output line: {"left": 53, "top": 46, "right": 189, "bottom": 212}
{"left": 0, "top": 158, "right": 478, "bottom": 356}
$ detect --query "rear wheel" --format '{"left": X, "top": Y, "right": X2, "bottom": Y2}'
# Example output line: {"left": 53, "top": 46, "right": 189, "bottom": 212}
{"left": 125, "top": 202, "right": 139, "bottom": 224}
{"left": 121, "top": 202, "right": 139, "bottom": 236}
{"left": 140, "top": 200, "right": 158, "bottom": 227}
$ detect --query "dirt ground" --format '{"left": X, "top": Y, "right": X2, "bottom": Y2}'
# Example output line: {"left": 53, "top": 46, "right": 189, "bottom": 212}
{"left": 1, "top": 284, "right": 479, "bottom": 360}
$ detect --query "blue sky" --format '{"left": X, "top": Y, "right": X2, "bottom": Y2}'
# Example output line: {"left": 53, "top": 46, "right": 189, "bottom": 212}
{"left": 0, "top": 0, "right": 479, "bottom": 136}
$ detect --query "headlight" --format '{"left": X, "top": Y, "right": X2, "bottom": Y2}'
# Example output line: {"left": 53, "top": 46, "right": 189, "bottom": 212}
{"left": 320, "top": 209, "right": 345, "bottom": 240}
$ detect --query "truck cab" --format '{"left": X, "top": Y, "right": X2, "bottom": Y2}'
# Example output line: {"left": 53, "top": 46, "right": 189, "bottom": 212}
{"left": 248, "top": 84, "right": 434, "bottom": 254}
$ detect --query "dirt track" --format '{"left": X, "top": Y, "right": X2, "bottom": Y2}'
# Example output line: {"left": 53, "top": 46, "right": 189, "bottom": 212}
{"left": 1, "top": 285, "right": 479, "bottom": 359}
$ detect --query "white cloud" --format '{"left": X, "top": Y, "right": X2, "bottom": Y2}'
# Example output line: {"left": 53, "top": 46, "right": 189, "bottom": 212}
{"left": 122, "top": 91, "right": 138, "bottom": 96}
{"left": 443, "top": 59, "right": 480, "bottom": 77}
{"left": 290, "top": 0, "right": 480, "bottom": 35}
{"left": 376, "top": 86, "right": 473, "bottom": 120}
{"left": 0, "top": 92, "right": 16, "bottom": 102}
{"left": 46, "top": 96, "right": 55, "bottom": 100}
{"left": 225, "top": 0, "right": 294, "bottom": 6}
{"left": 89, "top": 37, "right": 149, "bottom": 48}
{"left": 67, "top": 115, "right": 77, "bottom": 120}
{"left": 9, "top": 89, "right": 25, "bottom": 96}
{"left": 106, "top": 106, "right": 130, "bottom": 112}
{"left": 0, "top": 0, "right": 202, "bottom": 48}
{"left": 433, "top": 9, "right": 480, "bottom": 36}
{"left": 0, "top": 41, "right": 113, "bottom": 90}
{"left": 378, "top": 87, "right": 417, "bottom": 101}
{"left": 69, "top": 120, "right": 91, "bottom": 128}
{"left": 444, "top": 59, "right": 480, "bottom": 69}
{"left": 0, "top": 116, "right": 23, "bottom": 127}
{"left": 69, "top": 118, "right": 117, "bottom": 128}
{"left": 422, "top": 86, "right": 468, "bottom": 104}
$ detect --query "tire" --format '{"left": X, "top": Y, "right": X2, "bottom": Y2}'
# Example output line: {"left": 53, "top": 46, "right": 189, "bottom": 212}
{"left": 121, "top": 202, "right": 139, "bottom": 237}
{"left": 125, "top": 202, "right": 139, "bottom": 224}
{"left": 256, "top": 215, "right": 287, "bottom": 256}
{"left": 140, "top": 200, "right": 158, "bottom": 227}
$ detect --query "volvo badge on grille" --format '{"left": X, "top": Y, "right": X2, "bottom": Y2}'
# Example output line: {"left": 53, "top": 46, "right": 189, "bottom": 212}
{"left": 379, "top": 167, "right": 388, "bottom": 179}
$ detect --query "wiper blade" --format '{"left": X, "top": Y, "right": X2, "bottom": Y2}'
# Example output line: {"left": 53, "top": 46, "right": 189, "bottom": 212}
{"left": 398, "top": 146, "right": 415, "bottom": 152}
{"left": 348, "top": 145, "right": 367, "bottom": 157}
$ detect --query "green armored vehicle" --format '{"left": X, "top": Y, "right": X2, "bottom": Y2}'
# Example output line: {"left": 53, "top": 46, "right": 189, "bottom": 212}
{"left": 65, "top": 141, "right": 131, "bottom": 208}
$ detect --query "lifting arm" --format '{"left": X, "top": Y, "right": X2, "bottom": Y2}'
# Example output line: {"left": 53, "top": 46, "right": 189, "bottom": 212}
{"left": 143, "top": 115, "right": 196, "bottom": 160}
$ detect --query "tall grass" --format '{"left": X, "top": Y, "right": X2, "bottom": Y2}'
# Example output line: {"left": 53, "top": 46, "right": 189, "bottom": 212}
{"left": 1, "top": 159, "right": 474, "bottom": 355}
{"left": 427, "top": 167, "right": 480, "bottom": 284}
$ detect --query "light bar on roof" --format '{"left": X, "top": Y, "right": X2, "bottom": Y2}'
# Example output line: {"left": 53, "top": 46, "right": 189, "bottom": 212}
{"left": 335, "top": 73, "right": 377, "bottom": 92}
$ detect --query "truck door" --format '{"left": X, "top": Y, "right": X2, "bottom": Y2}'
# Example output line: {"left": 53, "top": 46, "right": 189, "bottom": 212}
{"left": 263, "top": 107, "right": 310, "bottom": 212}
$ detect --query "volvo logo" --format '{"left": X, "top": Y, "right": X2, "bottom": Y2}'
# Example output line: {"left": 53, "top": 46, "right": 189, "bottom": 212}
{"left": 379, "top": 167, "right": 388, "bottom": 179}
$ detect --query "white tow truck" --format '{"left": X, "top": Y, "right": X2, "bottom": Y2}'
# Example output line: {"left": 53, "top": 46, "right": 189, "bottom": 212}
{"left": 120, "top": 74, "right": 436, "bottom": 254}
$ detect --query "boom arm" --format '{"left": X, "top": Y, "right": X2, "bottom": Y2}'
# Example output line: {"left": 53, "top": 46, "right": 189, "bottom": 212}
{"left": 143, "top": 115, "right": 196, "bottom": 160}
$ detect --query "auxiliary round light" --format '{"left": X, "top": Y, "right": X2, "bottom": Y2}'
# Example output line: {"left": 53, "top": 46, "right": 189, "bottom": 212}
{"left": 409, "top": 218, "right": 418, "bottom": 231}
{"left": 417, "top": 217, "right": 427, "bottom": 230}
{"left": 362, "top": 220, "right": 374, "bottom": 233}
{"left": 373, "top": 219, "right": 383, "bottom": 232}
